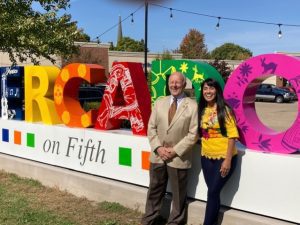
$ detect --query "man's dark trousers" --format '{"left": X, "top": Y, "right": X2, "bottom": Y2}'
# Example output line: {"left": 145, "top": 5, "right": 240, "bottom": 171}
{"left": 141, "top": 163, "right": 188, "bottom": 225}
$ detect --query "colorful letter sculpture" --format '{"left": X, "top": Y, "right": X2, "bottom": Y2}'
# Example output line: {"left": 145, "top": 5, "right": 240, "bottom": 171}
{"left": 25, "top": 66, "right": 61, "bottom": 124}
{"left": 0, "top": 66, "right": 24, "bottom": 120}
{"left": 4, "top": 54, "right": 300, "bottom": 153}
{"left": 151, "top": 60, "right": 224, "bottom": 103}
{"left": 224, "top": 54, "right": 300, "bottom": 153}
{"left": 54, "top": 63, "right": 106, "bottom": 128}
{"left": 95, "top": 62, "right": 151, "bottom": 136}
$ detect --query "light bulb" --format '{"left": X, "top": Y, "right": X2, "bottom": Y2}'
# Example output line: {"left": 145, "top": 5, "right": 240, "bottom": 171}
{"left": 215, "top": 17, "right": 221, "bottom": 30}
{"left": 278, "top": 24, "right": 282, "bottom": 39}
{"left": 131, "top": 13, "right": 134, "bottom": 23}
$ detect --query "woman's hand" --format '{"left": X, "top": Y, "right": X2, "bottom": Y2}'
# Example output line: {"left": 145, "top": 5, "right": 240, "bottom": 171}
{"left": 221, "top": 138, "right": 236, "bottom": 178}
{"left": 220, "top": 158, "right": 231, "bottom": 178}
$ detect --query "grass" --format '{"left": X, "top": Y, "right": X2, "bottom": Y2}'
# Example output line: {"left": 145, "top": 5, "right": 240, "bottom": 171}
{"left": 99, "top": 202, "right": 129, "bottom": 213}
{"left": 0, "top": 170, "right": 142, "bottom": 225}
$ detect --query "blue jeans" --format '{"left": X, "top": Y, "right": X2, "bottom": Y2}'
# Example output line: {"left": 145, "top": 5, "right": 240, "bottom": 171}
{"left": 201, "top": 155, "right": 237, "bottom": 225}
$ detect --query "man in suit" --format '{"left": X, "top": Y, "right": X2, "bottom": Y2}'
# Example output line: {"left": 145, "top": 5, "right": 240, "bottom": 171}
{"left": 141, "top": 72, "right": 198, "bottom": 225}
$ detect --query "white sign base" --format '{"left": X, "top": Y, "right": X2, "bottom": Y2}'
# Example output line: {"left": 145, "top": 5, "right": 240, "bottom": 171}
{"left": 0, "top": 119, "right": 299, "bottom": 223}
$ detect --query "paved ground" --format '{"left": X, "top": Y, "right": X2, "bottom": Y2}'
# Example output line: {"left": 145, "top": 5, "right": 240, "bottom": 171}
{"left": 255, "top": 101, "right": 298, "bottom": 131}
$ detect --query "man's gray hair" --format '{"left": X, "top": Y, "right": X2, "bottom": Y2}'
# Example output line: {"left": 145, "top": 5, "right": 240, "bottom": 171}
{"left": 169, "top": 72, "right": 186, "bottom": 85}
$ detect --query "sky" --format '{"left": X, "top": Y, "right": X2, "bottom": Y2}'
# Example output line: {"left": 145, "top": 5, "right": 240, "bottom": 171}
{"left": 64, "top": 0, "right": 300, "bottom": 56}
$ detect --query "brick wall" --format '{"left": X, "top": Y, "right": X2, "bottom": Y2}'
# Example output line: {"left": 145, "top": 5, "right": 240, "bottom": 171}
{"left": 62, "top": 42, "right": 110, "bottom": 77}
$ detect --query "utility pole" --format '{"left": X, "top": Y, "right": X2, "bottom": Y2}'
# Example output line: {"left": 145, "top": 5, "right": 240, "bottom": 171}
{"left": 144, "top": 1, "right": 148, "bottom": 78}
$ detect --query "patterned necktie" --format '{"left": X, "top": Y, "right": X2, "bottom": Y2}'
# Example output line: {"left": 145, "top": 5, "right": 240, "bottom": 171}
{"left": 168, "top": 97, "right": 177, "bottom": 125}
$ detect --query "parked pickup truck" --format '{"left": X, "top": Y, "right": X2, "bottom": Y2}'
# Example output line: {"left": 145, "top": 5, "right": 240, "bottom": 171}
{"left": 255, "top": 84, "right": 295, "bottom": 103}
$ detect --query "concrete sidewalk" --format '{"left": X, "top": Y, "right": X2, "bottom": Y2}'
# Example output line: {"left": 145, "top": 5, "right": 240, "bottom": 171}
{"left": 0, "top": 153, "right": 296, "bottom": 225}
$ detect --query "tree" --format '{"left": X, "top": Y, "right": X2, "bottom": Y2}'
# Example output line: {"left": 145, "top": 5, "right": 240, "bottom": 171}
{"left": 210, "top": 43, "right": 252, "bottom": 60}
{"left": 0, "top": 0, "right": 81, "bottom": 65}
{"left": 63, "top": 47, "right": 104, "bottom": 66}
{"left": 209, "top": 59, "right": 232, "bottom": 82}
{"left": 76, "top": 29, "right": 91, "bottom": 42}
{"left": 179, "top": 29, "right": 208, "bottom": 59}
{"left": 109, "top": 42, "right": 114, "bottom": 50}
{"left": 112, "top": 37, "right": 146, "bottom": 52}
{"left": 155, "top": 49, "right": 173, "bottom": 60}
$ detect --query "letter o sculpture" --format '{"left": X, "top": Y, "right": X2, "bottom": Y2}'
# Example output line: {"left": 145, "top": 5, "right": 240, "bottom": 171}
{"left": 224, "top": 54, "right": 300, "bottom": 153}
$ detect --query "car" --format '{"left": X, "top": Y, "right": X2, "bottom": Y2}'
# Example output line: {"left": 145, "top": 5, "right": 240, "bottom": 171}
{"left": 255, "top": 84, "right": 295, "bottom": 103}
{"left": 281, "top": 86, "right": 298, "bottom": 100}
{"left": 78, "top": 85, "right": 106, "bottom": 105}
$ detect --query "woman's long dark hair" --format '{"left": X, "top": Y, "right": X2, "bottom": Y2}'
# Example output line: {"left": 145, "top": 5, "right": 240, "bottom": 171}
{"left": 198, "top": 78, "right": 231, "bottom": 137}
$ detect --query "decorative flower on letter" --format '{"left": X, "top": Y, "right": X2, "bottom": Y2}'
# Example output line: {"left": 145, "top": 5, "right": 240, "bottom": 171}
{"left": 54, "top": 84, "right": 63, "bottom": 105}
{"left": 226, "top": 92, "right": 240, "bottom": 109}
{"left": 237, "top": 63, "right": 252, "bottom": 86}
{"left": 252, "top": 134, "right": 271, "bottom": 151}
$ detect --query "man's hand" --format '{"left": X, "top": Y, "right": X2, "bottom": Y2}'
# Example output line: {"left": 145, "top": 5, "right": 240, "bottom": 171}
{"left": 156, "top": 147, "right": 177, "bottom": 161}
{"left": 156, "top": 147, "right": 169, "bottom": 161}
{"left": 165, "top": 147, "right": 177, "bottom": 160}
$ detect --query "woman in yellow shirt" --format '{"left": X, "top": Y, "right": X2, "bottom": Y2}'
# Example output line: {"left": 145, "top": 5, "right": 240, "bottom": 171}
{"left": 198, "top": 78, "right": 239, "bottom": 225}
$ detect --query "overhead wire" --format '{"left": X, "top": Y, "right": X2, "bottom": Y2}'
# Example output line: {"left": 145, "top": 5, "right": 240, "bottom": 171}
{"left": 15, "top": 2, "right": 300, "bottom": 66}
{"left": 150, "top": 3, "right": 300, "bottom": 27}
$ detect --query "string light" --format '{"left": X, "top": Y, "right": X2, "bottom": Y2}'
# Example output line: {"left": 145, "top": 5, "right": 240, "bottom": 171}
{"left": 37, "top": 4, "right": 145, "bottom": 64}
{"left": 215, "top": 17, "right": 221, "bottom": 30}
{"left": 169, "top": 8, "right": 173, "bottom": 19}
{"left": 131, "top": 13, "right": 134, "bottom": 23}
{"left": 94, "top": 4, "right": 143, "bottom": 41}
{"left": 80, "top": 3, "right": 299, "bottom": 50}
{"left": 278, "top": 24, "right": 282, "bottom": 39}
{"left": 38, "top": 1, "right": 298, "bottom": 65}
{"left": 150, "top": 3, "right": 300, "bottom": 38}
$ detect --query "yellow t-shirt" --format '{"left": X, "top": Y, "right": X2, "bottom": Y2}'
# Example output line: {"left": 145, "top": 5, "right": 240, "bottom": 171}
{"left": 201, "top": 107, "right": 239, "bottom": 159}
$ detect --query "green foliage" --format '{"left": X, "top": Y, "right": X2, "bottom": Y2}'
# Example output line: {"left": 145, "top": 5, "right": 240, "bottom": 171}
{"left": 112, "top": 36, "right": 146, "bottom": 52}
{"left": 155, "top": 49, "right": 173, "bottom": 60}
{"left": 76, "top": 28, "right": 91, "bottom": 42}
{"left": 208, "top": 59, "right": 233, "bottom": 82}
{"left": 161, "top": 50, "right": 173, "bottom": 60}
{"left": 210, "top": 43, "right": 252, "bottom": 60}
{"left": 179, "top": 28, "right": 208, "bottom": 59}
{"left": 0, "top": 0, "right": 81, "bottom": 65}
{"left": 109, "top": 41, "right": 115, "bottom": 50}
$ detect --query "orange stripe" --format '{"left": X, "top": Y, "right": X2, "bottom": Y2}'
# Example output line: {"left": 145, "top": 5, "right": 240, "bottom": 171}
{"left": 141, "top": 151, "right": 150, "bottom": 170}
{"left": 14, "top": 131, "right": 21, "bottom": 145}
